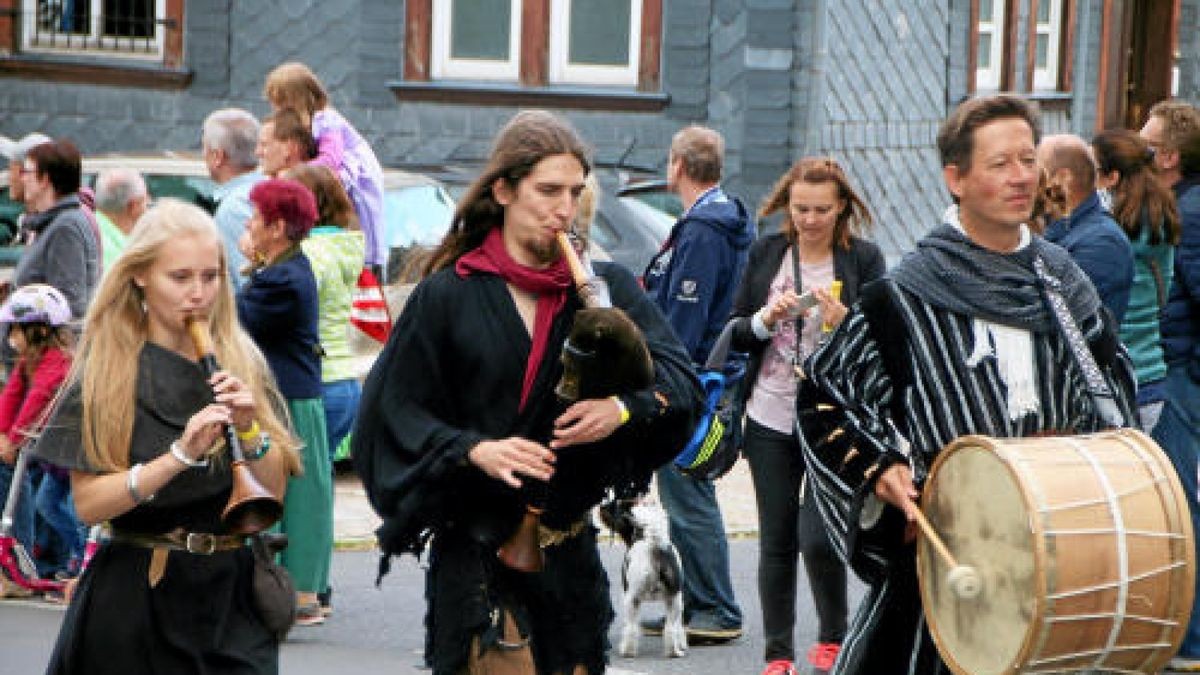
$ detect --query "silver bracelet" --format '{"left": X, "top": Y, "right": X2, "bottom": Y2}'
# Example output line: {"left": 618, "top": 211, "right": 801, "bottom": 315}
{"left": 127, "top": 463, "right": 155, "bottom": 505}
{"left": 169, "top": 440, "right": 208, "bottom": 469}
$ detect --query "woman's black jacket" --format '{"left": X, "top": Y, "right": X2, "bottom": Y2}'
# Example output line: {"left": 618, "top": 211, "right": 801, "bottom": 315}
{"left": 728, "top": 232, "right": 886, "bottom": 407}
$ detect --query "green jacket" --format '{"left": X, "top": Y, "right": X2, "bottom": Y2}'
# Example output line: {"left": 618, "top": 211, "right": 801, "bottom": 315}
{"left": 1118, "top": 226, "right": 1174, "bottom": 387}
{"left": 302, "top": 227, "right": 365, "bottom": 383}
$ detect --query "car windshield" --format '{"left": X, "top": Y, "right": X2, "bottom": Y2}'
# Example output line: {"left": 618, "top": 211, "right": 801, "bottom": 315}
{"left": 140, "top": 174, "right": 219, "bottom": 213}
{"left": 620, "top": 184, "right": 682, "bottom": 219}
{"left": 618, "top": 196, "right": 675, "bottom": 240}
{"left": 382, "top": 184, "right": 455, "bottom": 248}
{"left": 79, "top": 171, "right": 220, "bottom": 214}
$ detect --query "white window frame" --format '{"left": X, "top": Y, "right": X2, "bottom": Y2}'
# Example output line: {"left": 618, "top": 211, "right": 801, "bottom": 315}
{"left": 1032, "top": 0, "right": 1064, "bottom": 91}
{"left": 548, "top": 0, "right": 641, "bottom": 87}
{"left": 975, "top": 0, "right": 1005, "bottom": 91}
{"left": 20, "top": 0, "right": 165, "bottom": 60}
{"left": 431, "top": 0, "right": 521, "bottom": 81}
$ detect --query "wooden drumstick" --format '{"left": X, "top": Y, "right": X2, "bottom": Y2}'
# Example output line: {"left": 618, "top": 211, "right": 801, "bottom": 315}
{"left": 913, "top": 508, "right": 983, "bottom": 600}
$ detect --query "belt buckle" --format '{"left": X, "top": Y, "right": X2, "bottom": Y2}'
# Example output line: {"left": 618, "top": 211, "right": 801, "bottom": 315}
{"left": 185, "top": 532, "right": 216, "bottom": 555}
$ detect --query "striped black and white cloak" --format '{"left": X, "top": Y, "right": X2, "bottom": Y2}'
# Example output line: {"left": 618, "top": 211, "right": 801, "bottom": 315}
{"left": 797, "top": 274, "right": 1138, "bottom": 675}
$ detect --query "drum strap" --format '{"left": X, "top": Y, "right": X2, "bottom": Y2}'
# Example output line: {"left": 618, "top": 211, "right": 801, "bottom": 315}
{"left": 1033, "top": 257, "right": 1125, "bottom": 428}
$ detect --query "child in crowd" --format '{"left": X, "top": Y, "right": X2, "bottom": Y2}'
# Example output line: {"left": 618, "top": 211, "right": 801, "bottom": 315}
{"left": 0, "top": 284, "right": 83, "bottom": 577}
{"left": 264, "top": 62, "right": 386, "bottom": 275}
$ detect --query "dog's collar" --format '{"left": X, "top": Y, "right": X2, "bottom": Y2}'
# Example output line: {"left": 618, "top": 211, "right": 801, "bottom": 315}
{"left": 537, "top": 517, "right": 590, "bottom": 549}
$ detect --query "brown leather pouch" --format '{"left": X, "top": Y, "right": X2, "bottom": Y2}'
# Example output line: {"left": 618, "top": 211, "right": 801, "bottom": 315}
{"left": 463, "top": 609, "right": 534, "bottom": 675}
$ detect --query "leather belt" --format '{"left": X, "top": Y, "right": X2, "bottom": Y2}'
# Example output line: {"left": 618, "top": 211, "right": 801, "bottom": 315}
{"left": 111, "top": 528, "right": 246, "bottom": 555}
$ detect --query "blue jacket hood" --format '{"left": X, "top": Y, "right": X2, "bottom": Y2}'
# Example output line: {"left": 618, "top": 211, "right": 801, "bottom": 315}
{"left": 642, "top": 188, "right": 756, "bottom": 364}
{"left": 684, "top": 194, "right": 755, "bottom": 249}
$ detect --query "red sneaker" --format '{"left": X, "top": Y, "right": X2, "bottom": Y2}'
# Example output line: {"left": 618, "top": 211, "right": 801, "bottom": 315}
{"left": 761, "top": 659, "right": 797, "bottom": 675}
{"left": 806, "top": 642, "right": 841, "bottom": 673}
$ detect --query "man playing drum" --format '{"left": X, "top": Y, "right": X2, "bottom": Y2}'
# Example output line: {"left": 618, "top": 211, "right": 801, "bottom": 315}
{"left": 798, "top": 94, "right": 1138, "bottom": 674}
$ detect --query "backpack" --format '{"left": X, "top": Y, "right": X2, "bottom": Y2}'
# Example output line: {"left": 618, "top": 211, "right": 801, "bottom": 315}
{"left": 673, "top": 320, "right": 746, "bottom": 480}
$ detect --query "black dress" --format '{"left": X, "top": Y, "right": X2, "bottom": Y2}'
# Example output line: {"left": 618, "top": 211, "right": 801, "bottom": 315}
{"left": 31, "top": 342, "right": 277, "bottom": 675}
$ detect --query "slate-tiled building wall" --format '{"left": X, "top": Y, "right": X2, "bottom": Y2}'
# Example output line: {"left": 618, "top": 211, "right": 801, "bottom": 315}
{"left": 802, "top": 0, "right": 954, "bottom": 260}
{"left": 1067, "top": 0, "right": 1104, "bottom": 135}
{"left": 1180, "top": 0, "right": 1200, "bottom": 101}
{"left": 1, "top": 0, "right": 1198, "bottom": 263}
{"left": 0, "top": 0, "right": 713, "bottom": 194}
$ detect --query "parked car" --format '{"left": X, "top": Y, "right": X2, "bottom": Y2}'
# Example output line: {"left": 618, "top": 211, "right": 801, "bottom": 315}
{"left": 0, "top": 152, "right": 456, "bottom": 284}
{"left": 402, "top": 162, "right": 676, "bottom": 277}
{"left": 617, "top": 177, "right": 682, "bottom": 219}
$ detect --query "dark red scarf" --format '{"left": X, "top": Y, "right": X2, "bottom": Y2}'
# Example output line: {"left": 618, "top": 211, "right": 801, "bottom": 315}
{"left": 456, "top": 228, "right": 573, "bottom": 411}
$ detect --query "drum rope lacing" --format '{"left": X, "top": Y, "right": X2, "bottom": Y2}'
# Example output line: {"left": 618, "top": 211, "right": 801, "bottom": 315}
{"left": 1018, "top": 434, "right": 1185, "bottom": 673}
{"left": 1061, "top": 437, "right": 1129, "bottom": 670}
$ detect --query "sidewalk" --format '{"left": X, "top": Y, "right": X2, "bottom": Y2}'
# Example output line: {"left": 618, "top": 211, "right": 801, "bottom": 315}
{"left": 334, "top": 458, "right": 759, "bottom": 548}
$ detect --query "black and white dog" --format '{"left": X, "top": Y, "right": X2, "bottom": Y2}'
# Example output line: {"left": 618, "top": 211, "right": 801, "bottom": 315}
{"left": 600, "top": 498, "right": 687, "bottom": 658}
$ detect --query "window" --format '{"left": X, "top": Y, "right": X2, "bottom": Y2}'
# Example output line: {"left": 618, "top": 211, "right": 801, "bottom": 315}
{"left": 21, "top": 0, "right": 165, "bottom": 59}
{"left": 970, "top": 0, "right": 1071, "bottom": 93}
{"left": 1032, "top": 0, "right": 1064, "bottom": 91}
{"left": 431, "top": 0, "right": 521, "bottom": 80}
{"left": 548, "top": 0, "right": 641, "bottom": 87}
{"left": 974, "top": 0, "right": 1005, "bottom": 91}
{"left": 1, "top": 0, "right": 188, "bottom": 88}
{"left": 405, "top": 0, "right": 662, "bottom": 94}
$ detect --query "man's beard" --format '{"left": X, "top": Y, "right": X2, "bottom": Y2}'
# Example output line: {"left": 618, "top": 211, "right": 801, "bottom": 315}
{"left": 526, "top": 236, "right": 561, "bottom": 265}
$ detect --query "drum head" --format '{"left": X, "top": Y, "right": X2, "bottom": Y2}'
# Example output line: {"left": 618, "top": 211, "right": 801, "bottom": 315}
{"left": 918, "top": 442, "right": 1037, "bottom": 675}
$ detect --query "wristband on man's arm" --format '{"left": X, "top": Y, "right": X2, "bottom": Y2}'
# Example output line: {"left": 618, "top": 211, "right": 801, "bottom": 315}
{"left": 620, "top": 389, "right": 672, "bottom": 424}
{"left": 610, "top": 396, "right": 631, "bottom": 425}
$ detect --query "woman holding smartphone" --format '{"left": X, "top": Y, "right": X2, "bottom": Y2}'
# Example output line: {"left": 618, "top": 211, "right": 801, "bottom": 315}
{"left": 728, "top": 157, "right": 885, "bottom": 675}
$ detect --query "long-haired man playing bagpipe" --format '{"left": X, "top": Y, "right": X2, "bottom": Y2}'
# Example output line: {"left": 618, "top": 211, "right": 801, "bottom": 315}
{"left": 353, "top": 110, "right": 701, "bottom": 675}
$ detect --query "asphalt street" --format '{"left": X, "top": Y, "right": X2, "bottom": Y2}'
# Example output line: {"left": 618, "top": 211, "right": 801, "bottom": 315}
{"left": 0, "top": 539, "right": 868, "bottom": 675}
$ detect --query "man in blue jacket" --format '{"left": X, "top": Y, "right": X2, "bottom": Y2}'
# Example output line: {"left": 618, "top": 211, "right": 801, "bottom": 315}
{"left": 642, "top": 125, "right": 753, "bottom": 643}
{"left": 1142, "top": 99, "right": 1200, "bottom": 673}
{"left": 1038, "top": 134, "right": 1134, "bottom": 323}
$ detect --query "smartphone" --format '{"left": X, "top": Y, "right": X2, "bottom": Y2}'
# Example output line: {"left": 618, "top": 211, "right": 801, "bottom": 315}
{"left": 786, "top": 291, "right": 820, "bottom": 318}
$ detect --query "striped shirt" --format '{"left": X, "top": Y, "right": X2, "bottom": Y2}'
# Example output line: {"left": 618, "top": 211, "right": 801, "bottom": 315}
{"left": 799, "top": 278, "right": 1137, "bottom": 675}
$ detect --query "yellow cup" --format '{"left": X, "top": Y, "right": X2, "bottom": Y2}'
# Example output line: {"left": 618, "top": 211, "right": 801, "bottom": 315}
{"left": 822, "top": 280, "right": 843, "bottom": 332}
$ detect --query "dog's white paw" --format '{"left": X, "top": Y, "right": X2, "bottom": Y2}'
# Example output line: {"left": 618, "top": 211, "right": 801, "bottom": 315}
{"left": 618, "top": 627, "right": 640, "bottom": 658}
{"left": 664, "top": 627, "right": 687, "bottom": 658}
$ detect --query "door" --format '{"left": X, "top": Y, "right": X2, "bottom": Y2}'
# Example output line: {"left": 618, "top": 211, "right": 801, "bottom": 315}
{"left": 1121, "top": 0, "right": 1178, "bottom": 129}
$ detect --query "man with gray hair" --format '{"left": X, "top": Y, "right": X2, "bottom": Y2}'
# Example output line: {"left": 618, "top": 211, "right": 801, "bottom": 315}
{"left": 93, "top": 168, "right": 148, "bottom": 272}
{"left": 641, "top": 124, "right": 752, "bottom": 645}
{"left": 202, "top": 108, "right": 263, "bottom": 287}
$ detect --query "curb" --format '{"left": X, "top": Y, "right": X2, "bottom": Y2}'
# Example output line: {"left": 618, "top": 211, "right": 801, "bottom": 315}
{"left": 334, "top": 537, "right": 378, "bottom": 552}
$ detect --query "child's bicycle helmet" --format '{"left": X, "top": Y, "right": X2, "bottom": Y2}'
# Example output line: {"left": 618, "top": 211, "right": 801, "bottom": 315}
{"left": 0, "top": 284, "right": 72, "bottom": 326}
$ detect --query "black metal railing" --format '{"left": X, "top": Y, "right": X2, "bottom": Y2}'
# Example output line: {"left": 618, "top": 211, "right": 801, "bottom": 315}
{"left": 25, "top": 0, "right": 163, "bottom": 55}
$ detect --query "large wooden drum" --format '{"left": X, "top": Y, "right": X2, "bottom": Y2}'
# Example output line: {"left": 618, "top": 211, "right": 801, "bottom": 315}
{"left": 917, "top": 430, "right": 1195, "bottom": 674}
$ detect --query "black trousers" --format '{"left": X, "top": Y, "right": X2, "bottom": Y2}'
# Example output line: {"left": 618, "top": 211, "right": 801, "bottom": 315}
{"left": 428, "top": 526, "right": 613, "bottom": 675}
{"left": 743, "top": 417, "right": 848, "bottom": 662}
